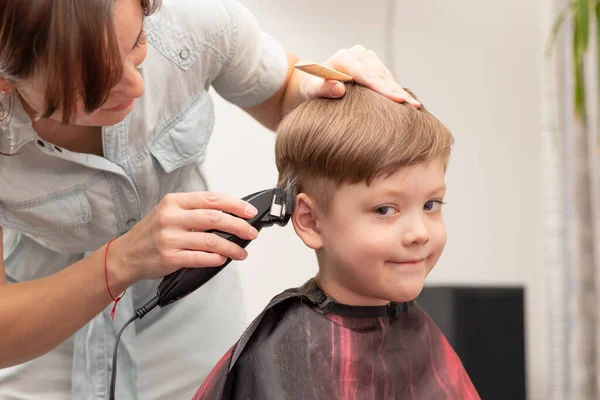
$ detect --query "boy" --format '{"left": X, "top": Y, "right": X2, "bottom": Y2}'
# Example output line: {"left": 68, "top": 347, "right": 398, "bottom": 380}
{"left": 192, "top": 83, "right": 479, "bottom": 399}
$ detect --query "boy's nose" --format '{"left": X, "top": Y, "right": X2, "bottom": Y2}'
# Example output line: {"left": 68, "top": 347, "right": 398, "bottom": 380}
{"left": 402, "top": 215, "right": 430, "bottom": 246}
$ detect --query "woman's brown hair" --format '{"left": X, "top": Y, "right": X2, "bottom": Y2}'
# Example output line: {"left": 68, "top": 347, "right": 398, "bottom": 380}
{"left": 0, "top": 0, "right": 161, "bottom": 125}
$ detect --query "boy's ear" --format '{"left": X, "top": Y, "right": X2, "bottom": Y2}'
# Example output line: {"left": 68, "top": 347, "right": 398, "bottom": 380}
{"left": 291, "top": 193, "right": 323, "bottom": 250}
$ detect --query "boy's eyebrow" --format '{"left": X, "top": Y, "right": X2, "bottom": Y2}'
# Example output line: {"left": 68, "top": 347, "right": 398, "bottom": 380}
{"left": 381, "top": 184, "right": 446, "bottom": 197}
{"left": 428, "top": 184, "right": 447, "bottom": 195}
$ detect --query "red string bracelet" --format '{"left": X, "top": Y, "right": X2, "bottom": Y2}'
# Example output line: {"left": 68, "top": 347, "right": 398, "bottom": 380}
{"left": 104, "top": 238, "right": 125, "bottom": 321}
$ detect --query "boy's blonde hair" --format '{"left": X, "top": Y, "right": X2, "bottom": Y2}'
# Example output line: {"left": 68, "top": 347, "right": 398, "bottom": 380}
{"left": 275, "top": 83, "right": 453, "bottom": 210}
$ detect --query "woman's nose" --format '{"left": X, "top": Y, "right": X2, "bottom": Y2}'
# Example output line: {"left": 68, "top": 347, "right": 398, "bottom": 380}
{"left": 113, "top": 63, "right": 145, "bottom": 99}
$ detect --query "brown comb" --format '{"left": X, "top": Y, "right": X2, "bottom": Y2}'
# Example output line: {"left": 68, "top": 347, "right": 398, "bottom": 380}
{"left": 294, "top": 62, "right": 353, "bottom": 82}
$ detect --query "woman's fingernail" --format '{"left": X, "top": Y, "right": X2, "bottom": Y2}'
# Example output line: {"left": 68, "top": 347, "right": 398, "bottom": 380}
{"left": 332, "top": 82, "right": 344, "bottom": 97}
{"left": 245, "top": 203, "right": 258, "bottom": 216}
{"left": 249, "top": 226, "right": 259, "bottom": 238}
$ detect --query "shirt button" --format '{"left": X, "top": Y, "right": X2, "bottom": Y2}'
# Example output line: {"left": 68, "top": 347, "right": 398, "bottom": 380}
{"left": 179, "top": 49, "right": 190, "bottom": 59}
{"left": 126, "top": 219, "right": 137, "bottom": 229}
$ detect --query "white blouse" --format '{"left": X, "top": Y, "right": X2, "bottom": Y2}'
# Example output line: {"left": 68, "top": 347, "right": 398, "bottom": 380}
{"left": 0, "top": 0, "right": 288, "bottom": 398}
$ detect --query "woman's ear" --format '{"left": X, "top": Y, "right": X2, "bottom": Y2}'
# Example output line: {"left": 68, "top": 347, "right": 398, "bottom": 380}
{"left": 291, "top": 193, "right": 324, "bottom": 250}
{"left": 0, "top": 79, "right": 14, "bottom": 94}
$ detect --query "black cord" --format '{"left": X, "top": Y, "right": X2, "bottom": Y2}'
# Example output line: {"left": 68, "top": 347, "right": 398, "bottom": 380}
{"left": 109, "top": 295, "right": 160, "bottom": 400}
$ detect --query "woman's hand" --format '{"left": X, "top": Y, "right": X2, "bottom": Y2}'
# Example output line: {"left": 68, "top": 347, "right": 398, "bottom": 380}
{"left": 0, "top": 192, "right": 257, "bottom": 368}
{"left": 108, "top": 191, "right": 259, "bottom": 285}
{"left": 294, "top": 45, "right": 421, "bottom": 107}
{"left": 246, "top": 48, "right": 419, "bottom": 131}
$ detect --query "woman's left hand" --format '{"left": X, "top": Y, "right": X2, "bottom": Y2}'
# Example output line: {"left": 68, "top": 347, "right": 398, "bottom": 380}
{"left": 298, "top": 45, "right": 420, "bottom": 108}
{"left": 248, "top": 46, "right": 420, "bottom": 131}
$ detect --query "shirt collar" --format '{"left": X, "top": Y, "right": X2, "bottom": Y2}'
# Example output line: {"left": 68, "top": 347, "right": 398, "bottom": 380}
{"left": 0, "top": 94, "right": 37, "bottom": 154}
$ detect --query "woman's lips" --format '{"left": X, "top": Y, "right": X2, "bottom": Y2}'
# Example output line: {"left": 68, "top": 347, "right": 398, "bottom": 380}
{"left": 104, "top": 99, "right": 134, "bottom": 112}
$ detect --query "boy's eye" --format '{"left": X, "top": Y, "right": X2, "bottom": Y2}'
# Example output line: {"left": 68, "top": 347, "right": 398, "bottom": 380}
{"left": 424, "top": 200, "right": 444, "bottom": 212}
{"left": 375, "top": 206, "right": 397, "bottom": 216}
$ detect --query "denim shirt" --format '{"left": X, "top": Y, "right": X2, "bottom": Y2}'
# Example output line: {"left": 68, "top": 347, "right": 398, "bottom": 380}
{"left": 0, "top": 0, "right": 288, "bottom": 398}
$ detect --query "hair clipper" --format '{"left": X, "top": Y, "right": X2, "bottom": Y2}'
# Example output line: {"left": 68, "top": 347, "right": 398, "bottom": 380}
{"left": 156, "top": 183, "right": 296, "bottom": 308}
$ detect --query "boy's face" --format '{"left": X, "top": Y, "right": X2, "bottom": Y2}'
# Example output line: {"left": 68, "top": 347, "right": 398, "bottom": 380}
{"left": 303, "top": 157, "right": 447, "bottom": 306}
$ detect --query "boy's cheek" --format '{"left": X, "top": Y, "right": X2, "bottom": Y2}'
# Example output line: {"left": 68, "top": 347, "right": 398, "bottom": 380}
{"left": 435, "top": 225, "right": 448, "bottom": 249}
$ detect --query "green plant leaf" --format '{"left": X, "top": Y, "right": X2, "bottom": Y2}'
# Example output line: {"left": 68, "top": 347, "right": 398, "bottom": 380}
{"left": 573, "top": 12, "right": 586, "bottom": 119}
{"left": 545, "top": 4, "right": 572, "bottom": 57}
{"left": 578, "top": 0, "right": 590, "bottom": 51}
{"left": 595, "top": 1, "right": 600, "bottom": 147}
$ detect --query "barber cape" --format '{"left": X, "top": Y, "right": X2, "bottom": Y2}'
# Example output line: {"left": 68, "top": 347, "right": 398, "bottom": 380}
{"left": 192, "top": 279, "right": 480, "bottom": 400}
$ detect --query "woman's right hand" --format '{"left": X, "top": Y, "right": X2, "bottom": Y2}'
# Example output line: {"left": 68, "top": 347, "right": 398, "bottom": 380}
{"left": 108, "top": 191, "right": 259, "bottom": 286}
{"left": 0, "top": 191, "right": 258, "bottom": 368}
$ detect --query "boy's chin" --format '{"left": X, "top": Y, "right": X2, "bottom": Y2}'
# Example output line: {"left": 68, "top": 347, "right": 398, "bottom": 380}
{"left": 384, "top": 282, "right": 426, "bottom": 303}
{"left": 324, "top": 277, "right": 427, "bottom": 305}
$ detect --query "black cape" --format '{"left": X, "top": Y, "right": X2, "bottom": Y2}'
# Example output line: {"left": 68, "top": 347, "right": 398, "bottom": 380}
{"left": 193, "top": 279, "right": 480, "bottom": 400}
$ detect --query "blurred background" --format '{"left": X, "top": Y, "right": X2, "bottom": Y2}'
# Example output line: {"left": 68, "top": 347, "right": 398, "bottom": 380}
{"left": 196, "top": 0, "right": 598, "bottom": 399}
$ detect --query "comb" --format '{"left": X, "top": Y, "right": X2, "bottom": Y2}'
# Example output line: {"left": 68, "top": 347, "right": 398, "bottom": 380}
{"left": 294, "top": 62, "right": 353, "bottom": 82}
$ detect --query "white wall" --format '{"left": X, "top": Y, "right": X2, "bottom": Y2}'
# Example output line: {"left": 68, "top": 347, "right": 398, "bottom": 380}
{"left": 203, "top": 1, "right": 548, "bottom": 398}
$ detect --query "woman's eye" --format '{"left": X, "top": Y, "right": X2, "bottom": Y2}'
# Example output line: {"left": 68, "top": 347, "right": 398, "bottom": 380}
{"left": 375, "top": 206, "right": 397, "bottom": 216}
{"left": 424, "top": 200, "right": 444, "bottom": 212}
{"left": 135, "top": 31, "right": 147, "bottom": 48}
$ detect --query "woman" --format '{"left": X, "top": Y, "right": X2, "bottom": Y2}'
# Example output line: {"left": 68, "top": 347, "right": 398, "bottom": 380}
{"left": 0, "top": 0, "right": 418, "bottom": 398}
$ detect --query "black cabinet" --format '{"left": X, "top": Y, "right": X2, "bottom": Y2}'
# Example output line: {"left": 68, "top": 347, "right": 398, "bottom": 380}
{"left": 416, "top": 286, "right": 526, "bottom": 400}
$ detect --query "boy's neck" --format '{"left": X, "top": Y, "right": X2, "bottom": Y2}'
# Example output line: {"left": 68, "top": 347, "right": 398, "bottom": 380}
{"left": 315, "top": 272, "right": 391, "bottom": 307}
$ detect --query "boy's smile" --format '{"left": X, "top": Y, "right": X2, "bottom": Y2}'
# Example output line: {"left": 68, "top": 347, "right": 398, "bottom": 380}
{"left": 298, "top": 157, "right": 448, "bottom": 306}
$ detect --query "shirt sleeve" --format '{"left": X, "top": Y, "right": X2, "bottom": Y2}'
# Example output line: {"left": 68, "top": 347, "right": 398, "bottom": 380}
{"left": 211, "top": 1, "right": 289, "bottom": 108}
{"left": 2, "top": 227, "right": 20, "bottom": 263}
